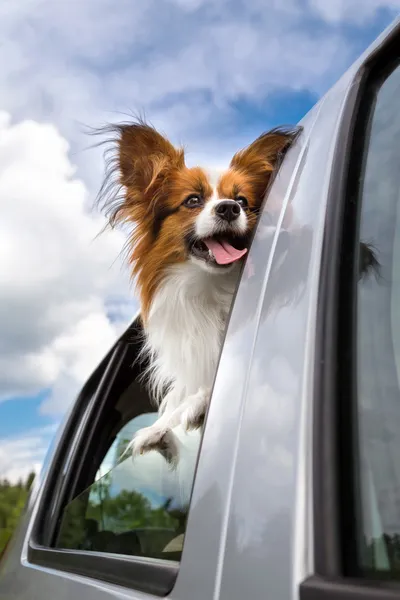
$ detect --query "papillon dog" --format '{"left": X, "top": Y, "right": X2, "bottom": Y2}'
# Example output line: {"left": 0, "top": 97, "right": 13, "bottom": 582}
{"left": 99, "top": 120, "right": 298, "bottom": 464}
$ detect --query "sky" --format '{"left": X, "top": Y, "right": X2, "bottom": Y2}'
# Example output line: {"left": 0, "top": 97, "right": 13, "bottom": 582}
{"left": 0, "top": 0, "right": 399, "bottom": 483}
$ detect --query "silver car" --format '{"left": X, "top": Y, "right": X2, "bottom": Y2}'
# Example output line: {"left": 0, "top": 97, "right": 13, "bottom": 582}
{"left": 1, "top": 15, "right": 400, "bottom": 600}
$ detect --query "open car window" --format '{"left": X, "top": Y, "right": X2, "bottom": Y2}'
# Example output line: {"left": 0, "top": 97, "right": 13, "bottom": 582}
{"left": 55, "top": 402, "right": 201, "bottom": 561}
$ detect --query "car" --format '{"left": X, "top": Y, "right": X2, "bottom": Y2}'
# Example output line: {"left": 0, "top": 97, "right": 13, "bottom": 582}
{"left": 1, "top": 15, "right": 400, "bottom": 600}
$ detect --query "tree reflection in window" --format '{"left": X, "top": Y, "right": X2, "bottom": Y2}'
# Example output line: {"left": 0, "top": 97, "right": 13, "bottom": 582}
{"left": 56, "top": 424, "right": 200, "bottom": 561}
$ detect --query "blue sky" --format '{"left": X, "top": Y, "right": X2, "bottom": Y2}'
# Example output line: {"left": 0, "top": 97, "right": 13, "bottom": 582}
{"left": 0, "top": 0, "right": 399, "bottom": 481}
{"left": 0, "top": 391, "right": 51, "bottom": 438}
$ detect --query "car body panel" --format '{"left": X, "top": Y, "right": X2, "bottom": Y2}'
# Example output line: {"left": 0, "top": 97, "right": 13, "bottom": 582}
{"left": 1, "top": 16, "right": 399, "bottom": 600}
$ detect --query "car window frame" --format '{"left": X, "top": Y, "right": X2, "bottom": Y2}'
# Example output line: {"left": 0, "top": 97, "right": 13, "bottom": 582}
{"left": 301, "top": 19, "right": 400, "bottom": 600}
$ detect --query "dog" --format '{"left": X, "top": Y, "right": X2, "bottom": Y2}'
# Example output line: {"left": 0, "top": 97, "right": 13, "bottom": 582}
{"left": 98, "top": 119, "right": 299, "bottom": 465}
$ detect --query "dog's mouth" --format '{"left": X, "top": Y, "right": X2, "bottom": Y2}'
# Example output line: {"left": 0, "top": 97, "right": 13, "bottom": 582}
{"left": 188, "top": 234, "right": 249, "bottom": 267}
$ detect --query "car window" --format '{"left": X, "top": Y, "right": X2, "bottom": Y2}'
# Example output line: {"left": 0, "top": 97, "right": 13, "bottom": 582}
{"left": 55, "top": 379, "right": 202, "bottom": 562}
{"left": 354, "top": 62, "right": 400, "bottom": 576}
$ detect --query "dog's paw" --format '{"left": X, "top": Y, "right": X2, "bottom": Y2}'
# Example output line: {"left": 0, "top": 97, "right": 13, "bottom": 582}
{"left": 181, "top": 387, "right": 209, "bottom": 432}
{"left": 131, "top": 426, "right": 179, "bottom": 467}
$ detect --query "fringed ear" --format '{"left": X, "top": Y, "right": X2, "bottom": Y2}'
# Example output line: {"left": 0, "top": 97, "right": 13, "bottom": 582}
{"left": 230, "top": 126, "right": 298, "bottom": 173}
{"left": 96, "top": 119, "right": 185, "bottom": 229}
{"left": 229, "top": 126, "right": 300, "bottom": 198}
{"left": 117, "top": 121, "right": 185, "bottom": 190}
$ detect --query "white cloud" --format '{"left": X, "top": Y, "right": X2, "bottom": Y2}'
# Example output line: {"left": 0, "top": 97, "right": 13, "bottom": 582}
{"left": 1, "top": 0, "right": 398, "bottom": 167}
{"left": 39, "top": 311, "right": 120, "bottom": 415}
{"left": 0, "top": 424, "right": 58, "bottom": 483}
{"left": 0, "top": 112, "right": 135, "bottom": 410}
{"left": 309, "top": 0, "right": 400, "bottom": 24}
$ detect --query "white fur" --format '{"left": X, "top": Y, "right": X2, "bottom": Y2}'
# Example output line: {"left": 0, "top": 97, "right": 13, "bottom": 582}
{"left": 131, "top": 260, "right": 240, "bottom": 463}
{"left": 146, "top": 261, "right": 238, "bottom": 402}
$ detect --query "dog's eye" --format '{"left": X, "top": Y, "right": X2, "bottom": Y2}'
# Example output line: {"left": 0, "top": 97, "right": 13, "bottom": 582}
{"left": 183, "top": 194, "right": 203, "bottom": 208}
{"left": 236, "top": 196, "right": 248, "bottom": 207}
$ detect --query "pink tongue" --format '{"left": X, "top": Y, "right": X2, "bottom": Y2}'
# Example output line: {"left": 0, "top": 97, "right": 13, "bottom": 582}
{"left": 204, "top": 239, "right": 247, "bottom": 265}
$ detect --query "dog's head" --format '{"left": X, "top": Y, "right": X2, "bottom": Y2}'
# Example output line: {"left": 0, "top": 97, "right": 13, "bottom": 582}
{"left": 99, "top": 120, "right": 298, "bottom": 316}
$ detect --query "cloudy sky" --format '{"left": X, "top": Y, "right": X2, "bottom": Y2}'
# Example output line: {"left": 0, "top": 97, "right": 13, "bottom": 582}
{"left": 0, "top": 0, "right": 399, "bottom": 483}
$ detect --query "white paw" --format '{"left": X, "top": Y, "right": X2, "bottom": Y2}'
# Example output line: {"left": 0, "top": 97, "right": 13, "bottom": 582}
{"left": 131, "top": 425, "right": 179, "bottom": 466}
{"left": 181, "top": 387, "right": 210, "bottom": 432}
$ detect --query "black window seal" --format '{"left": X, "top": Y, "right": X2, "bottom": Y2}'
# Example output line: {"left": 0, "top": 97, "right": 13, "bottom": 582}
{"left": 52, "top": 342, "right": 132, "bottom": 525}
{"left": 27, "top": 541, "right": 178, "bottom": 597}
{"left": 32, "top": 340, "right": 128, "bottom": 547}
{"left": 302, "top": 575, "right": 400, "bottom": 600}
{"left": 27, "top": 317, "right": 178, "bottom": 597}
{"left": 303, "top": 17, "right": 400, "bottom": 600}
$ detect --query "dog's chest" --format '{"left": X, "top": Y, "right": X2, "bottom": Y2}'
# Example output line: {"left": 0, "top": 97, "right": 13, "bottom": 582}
{"left": 145, "top": 263, "right": 237, "bottom": 392}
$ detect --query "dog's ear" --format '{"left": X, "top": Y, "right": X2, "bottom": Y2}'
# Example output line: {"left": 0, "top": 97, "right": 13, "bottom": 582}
{"left": 98, "top": 121, "right": 185, "bottom": 227}
{"left": 230, "top": 127, "right": 298, "bottom": 198}
{"left": 102, "top": 123, "right": 297, "bottom": 227}
{"left": 118, "top": 122, "right": 185, "bottom": 194}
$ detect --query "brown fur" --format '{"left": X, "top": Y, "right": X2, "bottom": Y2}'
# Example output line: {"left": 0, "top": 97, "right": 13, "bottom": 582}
{"left": 98, "top": 120, "right": 299, "bottom": 319}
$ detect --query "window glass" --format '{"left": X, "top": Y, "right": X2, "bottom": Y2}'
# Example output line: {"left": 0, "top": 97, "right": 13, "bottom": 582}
{"left": 94, "top": 414, "right": 156, "bottom": 481}
{"left": 355, "top": 63, "right": 400, "bottom": 575}
{"left": 55, "top": 406, "right": 201, "bottom": 561}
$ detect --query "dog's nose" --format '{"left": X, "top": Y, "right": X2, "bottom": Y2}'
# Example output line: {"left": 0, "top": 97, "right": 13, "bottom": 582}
{"left": 215, "top": 200, "right": 241, "bottom": 223}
